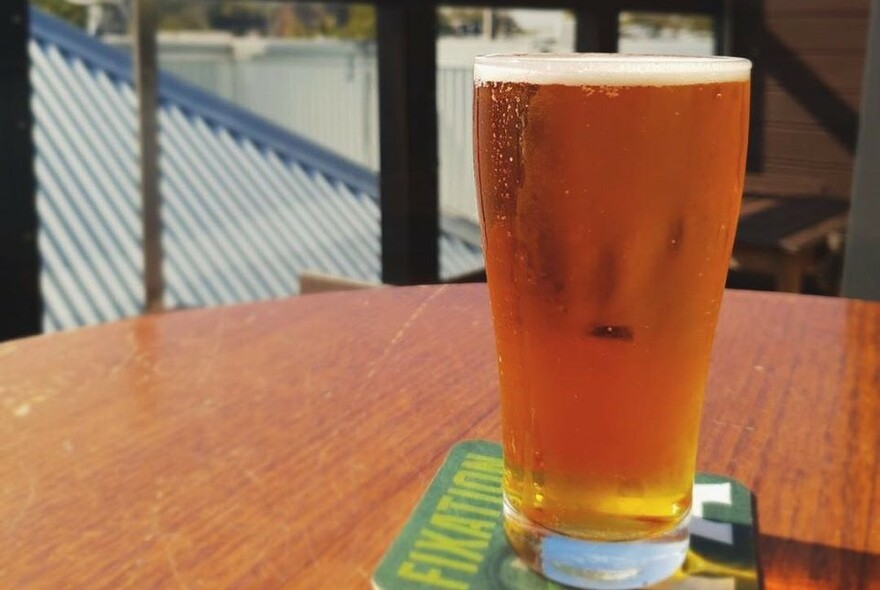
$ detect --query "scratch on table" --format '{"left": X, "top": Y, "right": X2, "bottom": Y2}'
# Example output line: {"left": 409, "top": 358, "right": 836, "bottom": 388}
{"left": 194, "top": 313, "right": 228, "bottom": 385}
{"left": 390, "top": 443, "right": 415, "bottom": 479}
{"left": 5, "top": 388, "right": 54, "bottom": 418}
{"left": 326, "top": 468, "right": 344, "bottom": 501}
{"left": 7, "top": 461, "right": 36, "bottom": 537}
{"left": 12, "top": 403, "right": 31, "bottom": 418}
{"left": 160, "top": 536, "right": 188, "bottom": 589}
{"left": 109, "top": 337, "right": 141, "bottom": 375}
{"left": 151, "top": 509, "right": 189, "bottom": 589}
{"left": 314, "top": 446, "right": 344, "bottom": 500}
{"left": 355, "top": 565, "right": 371, "bottom": 581}
{"left": 250, "top": 541, "right": 289, "bottom": 583}
{"left": 366, "top": 286, "right": 447, "bottom": 380}
{"left": 711, "top": 418, "right": 756, "bottom": 432}
{"left": 0, "top": 343, "right": 18, "bottom": 358}
{"left": 276, "top": 521, "right": 294, "bottom": 562}
{"left": 298, "top": 529, "right": 331, "bottom": 581}
{"left": 301, "top": 530, "right": 320, "bottom": 567}
{"left": 129, "top": 333, "right": 163, "bottom": 372}
{"left": 112, "top": 350, "right": 139, "bottom": 376}
{"left": 262, "top": 556, "right": 287, "bottom": 583}
{"left": 200, "top": 502, "right": 238, "bottom": 530}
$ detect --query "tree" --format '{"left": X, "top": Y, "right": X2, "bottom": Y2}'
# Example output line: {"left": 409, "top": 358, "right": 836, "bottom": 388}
{"left": 335, "top": 5, "right": 375, "bottom": 41}
{"left": 158, "top": 2, "right": 210, "bottom": 31}
{"left": 271, "top": 4, "right": 377, "bottom": 40}
{"left": 32, "top": 0, "right": 87, "bottom": 28}
{"left": 33, "top": 1, "right": 379, "bottom": 40}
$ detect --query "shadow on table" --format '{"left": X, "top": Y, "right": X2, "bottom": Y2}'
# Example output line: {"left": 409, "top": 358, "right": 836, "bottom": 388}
{"left": 758, "top": 534, "right": 880, "bottom": 588}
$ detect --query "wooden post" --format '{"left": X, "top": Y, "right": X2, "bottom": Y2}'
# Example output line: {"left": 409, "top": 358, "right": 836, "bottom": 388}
{"left": 575, "top": 7, "right": 619, "bottom": 53}
{"left": 730, "top": 0, "right": 765, "bottom": 172}
{"left": 377, "top": 3, "right": 439, "bottom": 285}
{"left": 134, "top": 0, "right": 164, "bottom": 311}
{"left": 0, "top": 1, "right": 41, "bottom": 339}
{"left": 842, "top": 0, "right": 880, "bottom": 300}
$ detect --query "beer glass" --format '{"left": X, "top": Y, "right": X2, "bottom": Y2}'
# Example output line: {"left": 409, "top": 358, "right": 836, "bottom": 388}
{"left": 473, "top": 54, "right": 751, "bottom": 589}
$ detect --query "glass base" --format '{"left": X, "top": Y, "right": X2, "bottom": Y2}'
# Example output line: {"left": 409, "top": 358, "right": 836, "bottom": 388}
{"left": 503, "top": 500, "right": 690, "bottom": 589}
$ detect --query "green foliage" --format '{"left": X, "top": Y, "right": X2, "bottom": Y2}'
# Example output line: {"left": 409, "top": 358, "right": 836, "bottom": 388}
{"left": 276, "top": 4, "right": 377, "bottom": 40}
{"left": 334, "top": 4, "right": 375, "bottom": 41}
{"left": 31, "top": 0, "right": 86, "bottom": 28}
{"left": 438, "top": 7, "right": 484, "bottom": 36}
{"left": 155, "top": 3, "right": 376, "bottom": 39}
{"left": 158, "top": 2, "right": 210, "bottom": 31}
{"left": 32, "top": 1, "right": 378, "bottom": 39}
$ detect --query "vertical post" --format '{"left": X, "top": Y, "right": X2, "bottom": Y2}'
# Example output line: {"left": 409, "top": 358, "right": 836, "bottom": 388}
{"left": 134, "top": 0, "right": 164, "bottom": 311}
{"left": 0, "top": 2, "right": 41, "bottom": 339}
{"left": 575, "top": 7, "right": 619, "bottom": 53}
{"left": 730, "top": 0, "right": 765, "bottom": 171}
{"left": 842, "top": 0, "right": 880, "bottom": 299}
{"left": 482, "top": 9, "right": 493, "bottom": 40}
{"left": 377, "top": 4, "right": 439, "bottom": 285}
{"left": 714, "top": 1, "right": 728, "bottom": 55}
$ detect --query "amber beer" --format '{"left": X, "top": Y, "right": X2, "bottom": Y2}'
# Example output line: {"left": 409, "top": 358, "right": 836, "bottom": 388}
{"left": 474, "top": 55, "right": 750, "bottom": 586}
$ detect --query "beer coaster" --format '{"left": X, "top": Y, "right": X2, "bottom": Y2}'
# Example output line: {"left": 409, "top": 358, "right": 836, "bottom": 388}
{"left": 373, "top": 440, "right": 760, "bottom": 590}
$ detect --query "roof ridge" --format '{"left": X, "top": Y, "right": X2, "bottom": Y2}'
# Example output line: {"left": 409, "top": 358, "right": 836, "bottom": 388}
{"left": 29, "top": 7, "right": 379, "bottom": 197}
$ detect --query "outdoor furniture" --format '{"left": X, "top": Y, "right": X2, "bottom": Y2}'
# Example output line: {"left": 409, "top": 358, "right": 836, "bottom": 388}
{"left": 734, "top": 194, "right": 849, "bottom": 292}
{"left": 0, "top": 285, "right": 877, "bottom": 587}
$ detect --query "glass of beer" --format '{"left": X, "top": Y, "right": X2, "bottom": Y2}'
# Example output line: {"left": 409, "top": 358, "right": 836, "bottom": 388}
{"left": 473, "top": 54, "right": 750, "bottom": 589}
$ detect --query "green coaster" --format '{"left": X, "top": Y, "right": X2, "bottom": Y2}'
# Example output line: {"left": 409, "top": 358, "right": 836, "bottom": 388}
{"left": 373, "top": 440, "right": 760, "bottom": 590}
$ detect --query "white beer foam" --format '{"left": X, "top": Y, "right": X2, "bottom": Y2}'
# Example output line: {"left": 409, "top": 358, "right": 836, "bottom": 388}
{"left": 474, "top": 54, "right": 751, "bottom": 87}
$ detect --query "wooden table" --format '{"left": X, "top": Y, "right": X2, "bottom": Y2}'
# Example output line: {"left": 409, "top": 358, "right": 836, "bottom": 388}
{"left": 0, "top": 285, "right": 877, "bottom": 589}
{"left": 733, "top": 195, "right": 849, "bottom": 293}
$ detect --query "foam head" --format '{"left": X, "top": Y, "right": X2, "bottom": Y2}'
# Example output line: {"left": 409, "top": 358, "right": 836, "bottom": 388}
{"left": 474, "top": 54, "right": 751, "bottom": 87}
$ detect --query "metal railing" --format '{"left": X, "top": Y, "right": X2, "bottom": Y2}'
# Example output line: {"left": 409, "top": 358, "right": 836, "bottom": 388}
{"left": 3, "top": 0, "right": 745, "bottom": 339}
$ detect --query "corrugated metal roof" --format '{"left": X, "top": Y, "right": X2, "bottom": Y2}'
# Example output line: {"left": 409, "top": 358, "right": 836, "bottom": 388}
{"left": 29, "top": 9, "right": 484, "bottom": 332}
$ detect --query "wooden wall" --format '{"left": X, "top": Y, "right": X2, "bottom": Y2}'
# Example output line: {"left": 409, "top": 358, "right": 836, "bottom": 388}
{"left": 758, "top": 0, "right": 871, "bottom": 198}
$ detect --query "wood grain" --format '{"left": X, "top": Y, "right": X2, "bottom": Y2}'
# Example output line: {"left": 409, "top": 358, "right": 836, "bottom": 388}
{"left": 764, "top": 54, "right": 866, "bottom": 96}
{"left": 754, "top": 0, "right": 870, "bottom": 200}
{"left": 765, "top": 0, "right": 868, "bottom": 15}
{"left": 767, "top": 15, "right": 869, "bottom": 52}
{"left": 764, "top": 127, "right": 855, "bottom": 168}
{"left": 765, "top": 85, "right": 862, "bottom": 127}
{"left": 0, "top": 285, "right": 878, "bottom": 588}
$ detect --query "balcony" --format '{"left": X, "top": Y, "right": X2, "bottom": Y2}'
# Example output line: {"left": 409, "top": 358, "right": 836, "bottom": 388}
{"left": 2, "top": 0, "right": 879, "bottom": 339}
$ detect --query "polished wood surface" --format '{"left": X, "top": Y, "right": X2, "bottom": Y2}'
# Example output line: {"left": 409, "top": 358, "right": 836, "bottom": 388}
{"left": 0, "top": 285, "right": 877, "bottom": 588}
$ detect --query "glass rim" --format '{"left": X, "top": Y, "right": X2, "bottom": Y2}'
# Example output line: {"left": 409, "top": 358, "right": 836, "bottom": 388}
{"left": 474, "top": 53, "right": 751, "bottom": 86}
